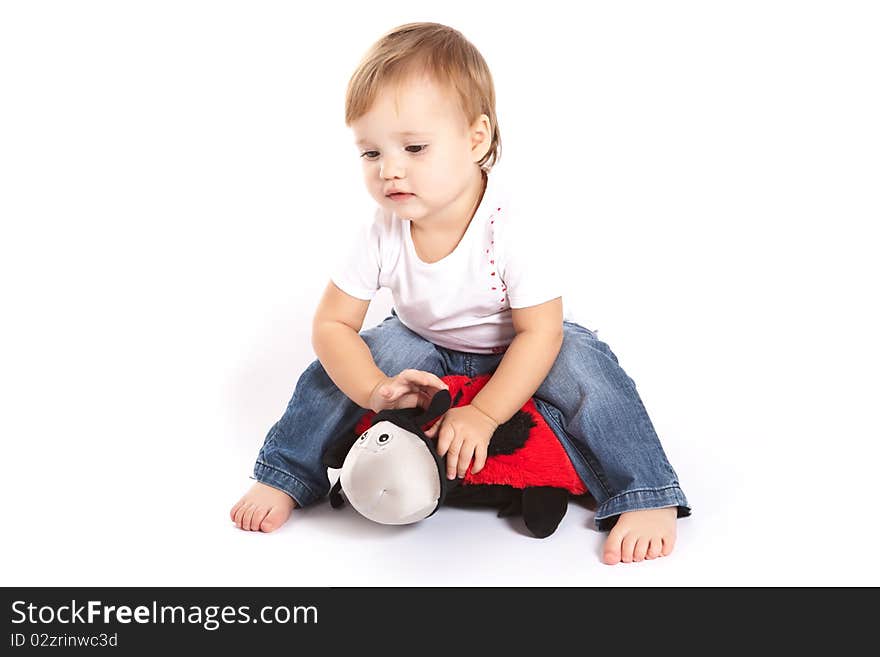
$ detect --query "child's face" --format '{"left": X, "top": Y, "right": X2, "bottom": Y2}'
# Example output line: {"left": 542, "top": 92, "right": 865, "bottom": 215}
{"left": 351, "top": 74, "right": 490, "bottom": 224}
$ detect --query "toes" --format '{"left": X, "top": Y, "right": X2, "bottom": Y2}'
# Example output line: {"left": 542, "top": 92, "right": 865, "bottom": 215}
{"left": 248, "top": 506, "right": 268, "bottom": 532}
{"left": 602, "top": 531, "right": 625, "bottom": 565}
{"left": 233, "top": 503, "right": 248, "bottom": 529}
{"left": 260, "top": 506, "right": 288, "bottom": 533}
{"left": 240, "top": 504, "right": 257, "bottom": 531}
{"left": 661, "top": 534, "right": 676, "bottom": 557}
{"left": 646, "top": 537, "right": 663, "bottom": 559}
{"left": 620, "top": 533, "right": 638, "bottom": 563}
{"left": 232, "top": 486, "right": 295, "bottom": 532}
{"left": 633, "top": 536, "right": 650, "bottom": 562}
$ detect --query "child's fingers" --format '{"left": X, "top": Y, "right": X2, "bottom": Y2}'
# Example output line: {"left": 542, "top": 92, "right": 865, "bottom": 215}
{"left": 471, "top": 444, "right": 488, "bottom": 475}
{"left": 437, "top": 423, "right": 456, "bottom": 459}
{"left": 380, "top": 382, "right": 417, "bottom": 402}
{"left": 457, "top": 443, "right": 475, "bottom": 478}
{"left": 436, "top": 424, "right": 453, "bottom": 457}
{"left": 445, "top": 437, "right": 463, "bottom": 480}
{"left": 397, "top": 391, "right": 424, "bottom": 409}
{"left": 419, "top": 389, "right": 449, "bottom": 412}
{"left": 377, "top": 382, "right": 406, "bottom": 400}
{"left": 386, "top": 377, "right": 426, "bottom": 396}
{"left": 400, "top": 369, "right": 448, "bottom": 391}
{"left": 420, "top": 371, "right": 448, "bottom": 390}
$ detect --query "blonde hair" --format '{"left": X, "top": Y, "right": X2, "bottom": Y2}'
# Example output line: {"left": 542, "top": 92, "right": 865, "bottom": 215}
{"left": 344, "top": 22, "right": 502, "bottom": 171}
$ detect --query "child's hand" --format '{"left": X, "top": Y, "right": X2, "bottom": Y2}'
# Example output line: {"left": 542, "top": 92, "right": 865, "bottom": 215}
{"left": 425, "top": 404, "right": 499, "bottom": 479}
{"left": 368, "top": 369, "right": 449, "bottom": 413}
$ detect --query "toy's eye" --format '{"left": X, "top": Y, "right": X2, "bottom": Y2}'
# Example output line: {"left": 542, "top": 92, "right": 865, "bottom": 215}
{"left": 377, "top": 433, "right": 390, "bottom": 444}
{"left": 359, "top": 432, "right": 368, "bottom": 441}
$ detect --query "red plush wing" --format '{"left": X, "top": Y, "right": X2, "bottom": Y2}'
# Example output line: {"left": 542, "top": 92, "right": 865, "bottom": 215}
{"left": 353, "top": 374, "right": 587, "bottom": 495}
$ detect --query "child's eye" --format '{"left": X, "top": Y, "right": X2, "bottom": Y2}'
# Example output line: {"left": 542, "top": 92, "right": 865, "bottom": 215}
{"left": 360, "top": 145, "right": 427, "bottom": 160}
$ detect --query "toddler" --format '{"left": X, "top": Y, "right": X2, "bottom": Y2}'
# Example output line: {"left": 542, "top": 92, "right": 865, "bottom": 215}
{"left": 230, "top": 22, "right": 691, "bottom": 565}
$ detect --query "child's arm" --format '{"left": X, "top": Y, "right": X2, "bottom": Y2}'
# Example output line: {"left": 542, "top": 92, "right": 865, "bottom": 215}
{"left": 470, "top": 297, "right": 564, "bottom": 425}
{"left": 311, "top": 281, "right": 387, "bottom": 409}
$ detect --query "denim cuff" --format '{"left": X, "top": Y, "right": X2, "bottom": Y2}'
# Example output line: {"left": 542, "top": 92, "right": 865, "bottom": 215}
{"left": 253, "top": 460, "right": 321, "bottom": 508}
{"left": 593, "top": 485, "right": 692, "bottom": 532}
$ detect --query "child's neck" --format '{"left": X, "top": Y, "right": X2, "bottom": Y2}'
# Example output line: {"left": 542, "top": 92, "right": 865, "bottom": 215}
{"left": 408, "top": 169, "right": 487, "bottom": 264}
{"left": 412, "top": 169, "right": 487, "bottom": 239}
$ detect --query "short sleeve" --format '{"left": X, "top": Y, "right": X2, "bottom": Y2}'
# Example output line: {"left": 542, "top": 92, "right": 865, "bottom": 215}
{"left": 329, "top": 214, "right": 382, "bottom": 301}
{"left": 498, "top": 201, "right": 564, "bottom": 309}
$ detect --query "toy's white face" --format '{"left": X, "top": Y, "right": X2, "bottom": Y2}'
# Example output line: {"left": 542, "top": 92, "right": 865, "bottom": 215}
{"left": 353, "top": 423, "right": 403, "bottom": 454}
{"left": 341, "top": 420, "right": 442, "bottom": 525}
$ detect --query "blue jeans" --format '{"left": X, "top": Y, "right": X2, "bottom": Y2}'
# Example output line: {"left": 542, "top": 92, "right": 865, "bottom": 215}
{"left": 253, "top": 309, "right": 691, "bottom": 531}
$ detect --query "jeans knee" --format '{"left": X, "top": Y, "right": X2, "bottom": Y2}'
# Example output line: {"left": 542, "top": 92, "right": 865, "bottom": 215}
{"left": 283, "top": 358, "right": 330, "bottom": 408}
{"left": 547, "top": 335, "right": 633, "bottom": 399}
{"left": 296, "top": 358, "right": 326, "bottom": 386}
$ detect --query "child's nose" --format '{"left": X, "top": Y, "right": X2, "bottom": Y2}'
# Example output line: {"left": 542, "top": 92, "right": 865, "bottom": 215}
{"left": 380, "top": 158, "right": 405, "bottom": 179}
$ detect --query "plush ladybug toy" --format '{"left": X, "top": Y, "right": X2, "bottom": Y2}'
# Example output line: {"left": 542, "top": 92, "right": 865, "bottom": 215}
{"left": 322, "top": 374, "right": 591, "bottom": 538}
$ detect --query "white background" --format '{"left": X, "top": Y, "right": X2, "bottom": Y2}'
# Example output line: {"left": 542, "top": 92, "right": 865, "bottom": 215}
{"left": 1, "top": 1, "right": 878, "bottom": 586}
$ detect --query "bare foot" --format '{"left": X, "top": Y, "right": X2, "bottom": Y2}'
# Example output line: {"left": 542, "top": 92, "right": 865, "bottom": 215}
{"left": 230, "top": 482, "right": 297, "bottom": 532}
{"left": 602, "top": 507, "right": 677, "bottom": 565}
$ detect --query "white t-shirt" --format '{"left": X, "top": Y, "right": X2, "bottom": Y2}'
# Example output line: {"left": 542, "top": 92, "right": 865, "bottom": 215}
{"left": 330, "top": 167, "right": 567, "bottom": 354}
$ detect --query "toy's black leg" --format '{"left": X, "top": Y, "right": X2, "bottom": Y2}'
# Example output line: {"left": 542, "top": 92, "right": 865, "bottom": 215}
{"left": 328, "top": 479, "right": 345, "bottom": 509}
{"left": 522, "top": 487, "right": 569, "bottom": 538}
{"left": 496, "top": 489, "right": 523, "bottom": 518}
